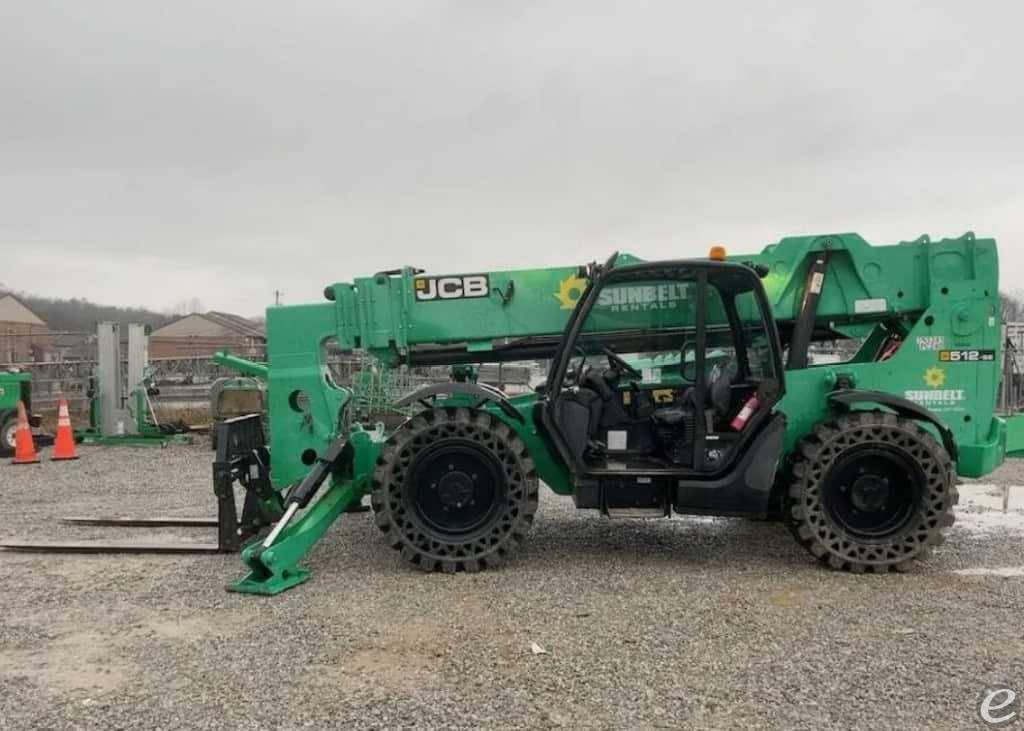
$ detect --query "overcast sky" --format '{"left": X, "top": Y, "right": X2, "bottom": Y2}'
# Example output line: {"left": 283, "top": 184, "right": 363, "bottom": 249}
{"left": 2, "top": 2, "right": 1022, "bottom": 317}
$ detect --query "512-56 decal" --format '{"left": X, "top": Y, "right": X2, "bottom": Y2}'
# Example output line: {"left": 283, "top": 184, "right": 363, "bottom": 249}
{"left": 938, "top": 349, "right": 995, "bottom": 363}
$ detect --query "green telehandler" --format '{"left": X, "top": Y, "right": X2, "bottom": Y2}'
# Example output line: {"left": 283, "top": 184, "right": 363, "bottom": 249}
{"left": 218, "top": 230, "right": 1024, "bottom": 594}
{"left": 6, "top": 232, "right": 1023, "bottom": 596}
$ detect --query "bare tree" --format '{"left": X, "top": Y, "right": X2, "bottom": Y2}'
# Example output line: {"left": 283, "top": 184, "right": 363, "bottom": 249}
{"left": 167, "top": 297, "right": 205, "bottom": 317}
{"left": 1001, "top": 291, "right": 1024, "bottom": 323}
{"left": 12, "top": 291, "right": 172, "bottom": 331}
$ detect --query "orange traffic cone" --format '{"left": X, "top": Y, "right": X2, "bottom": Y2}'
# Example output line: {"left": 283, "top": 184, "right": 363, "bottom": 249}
{"left": 52, "top": 397, "right": 78, "bottom": 461}
{"left": 11, "top": 401, "right": 40, "bottom": 465}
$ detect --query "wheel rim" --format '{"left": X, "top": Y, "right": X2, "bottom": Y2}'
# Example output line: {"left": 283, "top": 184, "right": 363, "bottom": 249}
{"left": 822, "top": 445, "right": 923, "bottom": 541}
{"left": 407, "top": 439, "right": 507, "bottom": 536}
{"left": 4, "top": 423, "right": 16, "bottom": 450}
{"left": 373, "top": 408, "right": 538, "bottom": 572}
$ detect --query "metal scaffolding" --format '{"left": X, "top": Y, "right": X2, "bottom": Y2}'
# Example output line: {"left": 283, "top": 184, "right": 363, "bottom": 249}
{"left": 1001, "top": 322, "right": 1024, "bottom": 414}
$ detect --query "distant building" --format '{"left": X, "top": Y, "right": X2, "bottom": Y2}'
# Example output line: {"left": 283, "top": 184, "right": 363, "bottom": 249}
{"left": 149, "top": 311, "right": 266, "bottom": 359}
{"left": 0, "top": 294, "right": 50, "bottom": 363}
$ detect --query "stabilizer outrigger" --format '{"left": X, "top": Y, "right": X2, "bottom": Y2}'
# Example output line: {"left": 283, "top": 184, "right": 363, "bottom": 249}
{"left": 229, "top": 424, "right": 383, "bottom": 595}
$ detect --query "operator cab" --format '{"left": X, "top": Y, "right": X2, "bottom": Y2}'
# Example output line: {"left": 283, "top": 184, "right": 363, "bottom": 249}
{"left": 541, "top": 256, "right": 786, "bottom": 516}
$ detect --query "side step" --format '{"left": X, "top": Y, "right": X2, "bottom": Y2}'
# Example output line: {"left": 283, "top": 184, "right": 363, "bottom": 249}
{"left": 605, "top": 507, "right": 666, "bottom": 519}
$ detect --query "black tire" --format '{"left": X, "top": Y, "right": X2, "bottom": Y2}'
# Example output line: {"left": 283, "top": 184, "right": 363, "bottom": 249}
{"left": 786, "top": 411, "right": 957, "bottom": 573}
{"left": 371, "top": 407, "right": 539, "bottom": 572}
{"left": 0, "top": 414, "right": 17, "bottom": 458}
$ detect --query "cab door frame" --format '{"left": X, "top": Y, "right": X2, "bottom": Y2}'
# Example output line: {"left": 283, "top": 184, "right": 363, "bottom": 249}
{"left": 540, "top": 258, "right": 786, "bottom": 481}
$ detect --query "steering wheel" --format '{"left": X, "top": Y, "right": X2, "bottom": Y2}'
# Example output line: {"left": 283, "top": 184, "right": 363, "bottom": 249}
{"left": 602, "top": 347, "right": 643, "bottom": 381}
{"left": 565, "top": 346, "right": 587, "bottom": 386}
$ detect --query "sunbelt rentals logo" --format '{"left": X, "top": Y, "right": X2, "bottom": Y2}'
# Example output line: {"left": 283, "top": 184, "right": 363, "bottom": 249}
{"left": 554, "top": 273, "right": 587, "bottom": 310}
{"left": 904, "top": 366, "right": 965, "bottom": 411}
{"left": 554, "top": 274, "right": 689, "bottom": 313}
{"left": 923, "top": 367, "right": 946, "bottom": 388}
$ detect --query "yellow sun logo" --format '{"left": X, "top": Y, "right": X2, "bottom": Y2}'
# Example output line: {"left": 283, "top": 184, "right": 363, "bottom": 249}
{"left": 554, "top": 273, "right": 587, "bottom": 310}
{"left": 923, "top": 367, "right": 946, "bottom": 389}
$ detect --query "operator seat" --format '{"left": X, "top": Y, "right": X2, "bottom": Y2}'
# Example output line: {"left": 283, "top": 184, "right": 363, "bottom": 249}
{"left": 556, "top": 364, "right": 637, "bottom": 461}
{"left": 554, "top": 368, "right": 605, "bottom": 462}
{"left": 650, "top": 357, "right": 736, "bottom": 434}
{"left": 707, "top": 359, "right": 737, "bottom": 421}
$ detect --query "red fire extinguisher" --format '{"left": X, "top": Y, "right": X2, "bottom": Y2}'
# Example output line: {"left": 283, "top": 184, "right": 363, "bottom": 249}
{"left": 730, "top": 394, "right": 760, "bottom": 431}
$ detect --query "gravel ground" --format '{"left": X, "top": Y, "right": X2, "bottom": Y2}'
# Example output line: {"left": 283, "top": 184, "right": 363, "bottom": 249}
{"left": 1, "top": 443, "right": 1023, "bottom": 730}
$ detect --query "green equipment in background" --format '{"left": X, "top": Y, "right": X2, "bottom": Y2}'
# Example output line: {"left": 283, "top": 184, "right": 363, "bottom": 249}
{"left": 0, "top": 371, "right": 37, "bottom": 457}
{"left": 75, "top": 322, "right": 190, "bottom": 447}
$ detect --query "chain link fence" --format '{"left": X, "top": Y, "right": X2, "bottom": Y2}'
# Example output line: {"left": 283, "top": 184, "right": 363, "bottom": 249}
{"left": 5, "top": 331, "right": 539, "bottom": 427}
